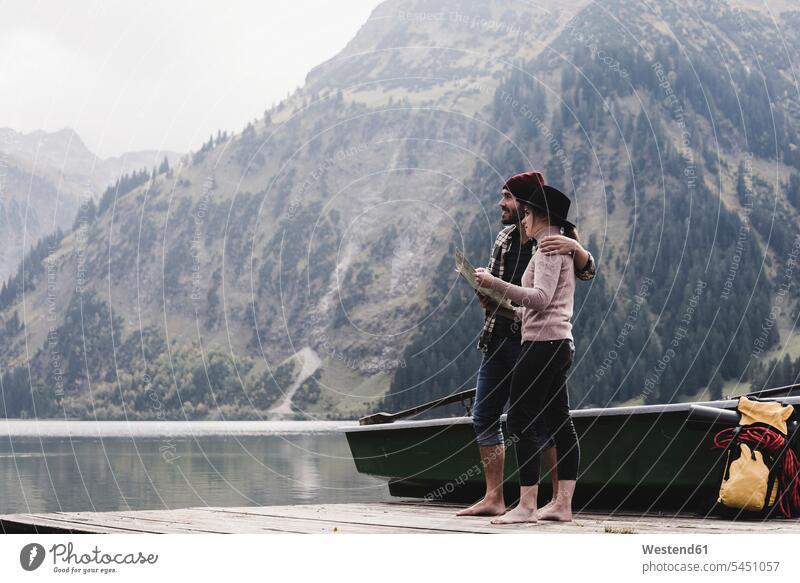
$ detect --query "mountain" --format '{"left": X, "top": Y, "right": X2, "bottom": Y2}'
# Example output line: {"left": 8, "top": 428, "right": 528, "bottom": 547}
{"left": 2, "top": 0, "right": 800, "bottom": 421}
{"left": 0, "top": 127, "right": 181, "bottom": 281}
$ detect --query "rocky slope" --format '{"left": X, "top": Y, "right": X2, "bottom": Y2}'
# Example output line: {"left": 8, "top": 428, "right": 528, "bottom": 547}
{"left": 0, "top": 127, "right": 180, "bottom": 281}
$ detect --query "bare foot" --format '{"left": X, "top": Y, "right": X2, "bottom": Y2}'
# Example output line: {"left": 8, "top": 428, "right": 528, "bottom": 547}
{"left": 490, "top": 505, "right": 537, "bottom": 524}
{"left": 538, "top": 499, "right": 556, "bottom": 515}
{"left": 537, "top": 504, "right": 572, "bottom": 522}
{"left": 456, "top": 498, "right": 506, "bottom": 516}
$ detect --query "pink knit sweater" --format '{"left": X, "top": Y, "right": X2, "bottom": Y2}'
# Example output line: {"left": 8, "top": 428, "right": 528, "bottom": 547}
{"left": 484, "top": 225, "right": 575, "bottom": 342}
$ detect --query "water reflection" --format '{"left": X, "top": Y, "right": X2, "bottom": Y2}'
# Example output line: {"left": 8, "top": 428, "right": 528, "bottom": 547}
{"left": 0, "top": 429, "right": 389, "bottom": 514}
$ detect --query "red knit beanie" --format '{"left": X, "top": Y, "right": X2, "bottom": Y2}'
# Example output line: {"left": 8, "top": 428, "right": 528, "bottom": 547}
{"left": 502, "top": 171, "right": 545, "bottom": 199}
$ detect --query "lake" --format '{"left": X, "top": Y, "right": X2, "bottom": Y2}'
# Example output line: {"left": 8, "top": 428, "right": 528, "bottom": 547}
{"left": 0, "top": 420, "right": 389, "bottom": 514}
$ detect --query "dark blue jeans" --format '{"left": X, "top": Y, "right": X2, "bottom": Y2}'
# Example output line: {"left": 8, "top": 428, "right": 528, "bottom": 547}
{"left": 472, "top": 335, "right": 522, "bottom": 446}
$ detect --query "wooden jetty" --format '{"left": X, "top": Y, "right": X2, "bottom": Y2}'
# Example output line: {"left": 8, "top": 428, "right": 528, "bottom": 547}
{"left": 3, "top": 501, "right": 800, "bottom": 534}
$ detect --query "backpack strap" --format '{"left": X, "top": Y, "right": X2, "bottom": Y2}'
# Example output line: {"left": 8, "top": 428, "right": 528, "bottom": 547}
{"left": 764, "top": 466, "right": 780, "bottom": 515}
{"left": 769, "top": 428, "right": 795, "bottom": 516}
{"left": 722, "top": 426, "right": 742, "bottom": 481}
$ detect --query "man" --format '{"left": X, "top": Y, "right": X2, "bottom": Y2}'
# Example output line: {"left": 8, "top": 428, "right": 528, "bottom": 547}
{"left": 457, "top": 171, "right": 595, "bottom": 517}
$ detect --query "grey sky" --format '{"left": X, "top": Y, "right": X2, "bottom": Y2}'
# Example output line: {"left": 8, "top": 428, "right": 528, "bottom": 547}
{"left": 0, "top": 0, "right": 382, "bottom": 158}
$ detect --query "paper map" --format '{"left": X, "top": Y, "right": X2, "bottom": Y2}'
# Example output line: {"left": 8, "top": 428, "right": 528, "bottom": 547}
{"left": 454, "top": 249, "right": 515, "bottom": 311}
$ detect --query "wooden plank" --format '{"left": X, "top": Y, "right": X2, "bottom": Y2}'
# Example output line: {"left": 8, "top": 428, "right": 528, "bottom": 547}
{"left": 115, "top": 506, "right": 485, "bottom": 534}
{"left": 392, "top": 502, "right": 800, "bottom": 532}
{"left": 3, "top": 502, "right": 800, "bottom": 534}
{"left": 2, "top": 507, "right": 455, "bottom": 534}
{"left": 107, "top": 508, "right": 447, "bottom": 534}
{"left": 206, "top": 503, "right": 800, "bottom": 534}
{"left": 47, "top": 511, "right": 227, "bottom": 534}
{"left": 204, "top": 505, "right": 518, "bottom": 534}
{"left": 202, "top": 504, "right": 681, "bottom": 534}
{"left": 1, "top": 514, "right": 135, "bottom": 534}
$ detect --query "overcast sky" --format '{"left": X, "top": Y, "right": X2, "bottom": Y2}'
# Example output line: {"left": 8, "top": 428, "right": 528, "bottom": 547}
{"left": 0, "top": 0, "right": 382, "bottom": 158}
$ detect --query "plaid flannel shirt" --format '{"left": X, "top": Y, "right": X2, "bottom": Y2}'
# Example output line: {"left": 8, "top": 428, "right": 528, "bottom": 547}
{"left": 476, "top": 224, "right": 596, "bottom": 352}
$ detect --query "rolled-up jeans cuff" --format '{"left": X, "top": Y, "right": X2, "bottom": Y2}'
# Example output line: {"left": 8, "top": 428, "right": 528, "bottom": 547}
{"left": 475, "top": 429, "right": 505, "bottom": 447}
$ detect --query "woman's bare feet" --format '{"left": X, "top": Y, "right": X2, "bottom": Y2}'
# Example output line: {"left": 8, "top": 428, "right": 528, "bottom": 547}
{"left": 537, "top": 503, "right": 572, "bottom": 521}
{"left": 490, "top": 504, "right": 537, "bottom": 524}
{"left": 456, "top": 497, "right": 506, "bottom": 516}
{"left": 538, "top": 498, "right": 556, "bottom": 515}
{"left": 539, "top": 480, "right": 575, "bottom": 521}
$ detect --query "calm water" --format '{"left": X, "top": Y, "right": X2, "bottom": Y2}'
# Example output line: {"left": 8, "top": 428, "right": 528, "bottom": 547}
{"left": 0, "top": 421, "right": 389, "bottom": 514}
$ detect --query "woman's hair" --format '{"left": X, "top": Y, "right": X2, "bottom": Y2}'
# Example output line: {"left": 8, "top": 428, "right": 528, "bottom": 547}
{"left": 563, "top": 225, "right": 580, "bottom": 242}
{"left": 523, "top": 202, "right": 580, "bottom": 242}
{"left": 522, "top": 202, "right": 547, "bottom": 221}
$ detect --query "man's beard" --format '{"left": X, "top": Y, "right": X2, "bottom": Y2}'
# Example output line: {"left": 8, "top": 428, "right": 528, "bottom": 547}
{"left": 500, "top": 209, "right": 520, "bottom": 225}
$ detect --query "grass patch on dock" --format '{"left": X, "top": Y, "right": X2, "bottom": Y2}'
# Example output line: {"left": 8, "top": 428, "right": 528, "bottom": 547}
{"left": 604, "top": 526, "right": 636, "bottom": 534}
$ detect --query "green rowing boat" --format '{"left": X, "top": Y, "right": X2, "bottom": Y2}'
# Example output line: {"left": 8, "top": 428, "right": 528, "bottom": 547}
{"left": 342, "top": 389, "right": 800, "bottom": 512}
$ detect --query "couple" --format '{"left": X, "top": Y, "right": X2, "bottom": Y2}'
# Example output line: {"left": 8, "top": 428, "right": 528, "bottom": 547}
{"left": 458, "top": 171, "right": 595, "bottom": 524}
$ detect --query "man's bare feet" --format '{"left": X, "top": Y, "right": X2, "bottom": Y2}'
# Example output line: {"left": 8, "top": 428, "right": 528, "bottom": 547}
{"left": 456, "top": 498, "right": 506, "bottom": 516}
{"left": 490, "top": 504, "right": 537, "bottom": 524}
{"left": 537, "top": 503, "right": 572, "bottom": 522}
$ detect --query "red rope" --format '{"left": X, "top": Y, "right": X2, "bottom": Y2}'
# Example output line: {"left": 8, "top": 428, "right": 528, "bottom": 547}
{"left": 714, "top": 426, "right": 800, "bottom": 518}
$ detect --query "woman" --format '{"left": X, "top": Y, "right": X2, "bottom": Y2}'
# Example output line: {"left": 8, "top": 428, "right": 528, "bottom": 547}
{"left": 475, "top": 183, "right": 580, "bottom": 524}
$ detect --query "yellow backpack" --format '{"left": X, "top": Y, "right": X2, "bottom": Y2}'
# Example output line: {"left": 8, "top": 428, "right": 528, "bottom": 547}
{"left": 716, "top": 397, "right": 793, "bottom": 515}
{"left": 718, "top": 442, "right": 778, "bottom": 511}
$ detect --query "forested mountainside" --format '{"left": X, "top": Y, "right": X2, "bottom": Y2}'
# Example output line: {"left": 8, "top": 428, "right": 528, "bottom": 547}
{"left": 2, "top": 0, "right": 800, "bottom": 420}
{"left": 0, "top": 127, "right": 180, "bottom": 281}
{"left": 388, "top": 0, "right": 800, "bottom": 411}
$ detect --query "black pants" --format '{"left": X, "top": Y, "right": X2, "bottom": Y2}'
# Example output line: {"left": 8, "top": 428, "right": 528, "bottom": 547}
{"left": 508, "top": 339, "right": 579, "bottom": 487}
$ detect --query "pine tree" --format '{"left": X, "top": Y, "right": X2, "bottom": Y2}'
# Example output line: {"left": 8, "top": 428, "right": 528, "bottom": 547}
{"left": 709, "top": 374, "right": 723, "bottom": 400}
{"left": 736, "top": 161, "right": 748, "bottom": 204}
{"left": 787, "top": 172, "right": 800, "bottom": 211}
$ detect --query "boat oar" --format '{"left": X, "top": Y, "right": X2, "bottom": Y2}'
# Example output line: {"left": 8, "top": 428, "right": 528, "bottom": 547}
{"left": 358, "top": 388, "right": 476, "bottom": 426}
{"left": 689, "top": 404, "right": 800, "bottom": 437}
{"left": 729, "top": 383, "right": 800, "bottom": 401}
{"left": 687, "top": 404, "right": 739, "bottom": 425}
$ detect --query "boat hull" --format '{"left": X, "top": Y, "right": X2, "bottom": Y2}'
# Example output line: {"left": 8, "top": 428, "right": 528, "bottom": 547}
{"left": 344, "top": 398, "right": 800, "bottom": 512}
